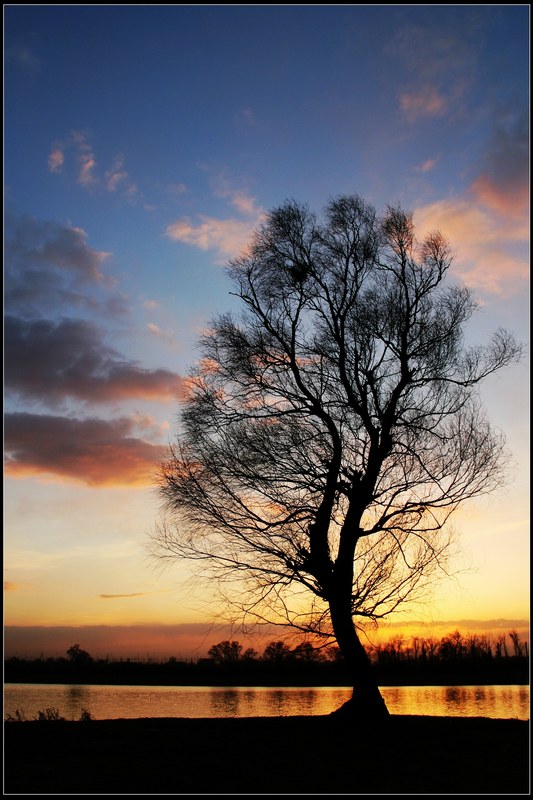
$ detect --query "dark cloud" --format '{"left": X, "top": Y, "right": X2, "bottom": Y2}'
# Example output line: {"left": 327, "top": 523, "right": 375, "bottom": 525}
{"left": 4, "top": 213, "right": 184, "bottom": 486}
{"left": 4, "top": 214, "right": 129, "bottom": 318}
{"left": 5, "top": 315, "right": 185, "bottom": 404}
{"left": 4, "top": 412, "right": 166, "bottom": 486}
{"left": 470, "top": 110, "right": 529, "bottom": 213}
{"left": 6, "top": 214, "right": 108, "bottom": 281}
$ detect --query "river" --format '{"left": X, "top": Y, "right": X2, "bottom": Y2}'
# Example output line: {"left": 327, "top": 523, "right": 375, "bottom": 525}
{"left": 4, "top": 683, "right": 529, "bottom": 721}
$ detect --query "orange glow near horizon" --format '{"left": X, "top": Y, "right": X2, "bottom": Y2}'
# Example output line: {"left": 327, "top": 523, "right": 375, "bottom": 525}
{"left": 3, "top": 617, "right": 529, "bottom": 662}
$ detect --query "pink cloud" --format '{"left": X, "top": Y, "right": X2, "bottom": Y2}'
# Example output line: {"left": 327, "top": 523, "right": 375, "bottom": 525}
{"left": 470, "top": 111, "right": 529, "bottom": 218}
{"left": 400, "top": 86, "right": 447, "bottom": 122}
{"left": 71, "top": 131, "right": 98, "bottom": 188}
{"left": 166, "top": 185, "right": 265, "bottom": 260}
{"left": 47, "top": 148, "right": 64, "bottom": 173}
{"left": 416, "top": 158, "right": 438, "bottom": 173}
{"left": 413, "top": 109, "right": 529, "bottom": 295}
{"left": 147, "top": 322, "right": 179, "bottom": 348}
{"left": 105, "top": 156, "right": 129, "bottom": 192}
{"left": 413, "top": 198, "right": 528, "bottom": 295}
{"left": 471, "top": 174, "right": 529, "bottom": 217}
{"left": 212, "top": 182, "right": 263, "bottom": 217}
{"left": 166, "top": 214, "right": 261, "bottom": 259}
{"left": 49, "top": 131, "right": 139, "bottom": 199}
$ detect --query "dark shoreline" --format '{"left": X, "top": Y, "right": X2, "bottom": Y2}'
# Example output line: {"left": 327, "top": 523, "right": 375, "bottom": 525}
{"left": 4, "top": 676, "right": 530, "bottom": 687}
{"left": 4, "top": 714, "right": 530, "bottom": 795}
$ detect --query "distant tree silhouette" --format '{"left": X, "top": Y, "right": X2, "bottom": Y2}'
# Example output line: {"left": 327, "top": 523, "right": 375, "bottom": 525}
{"left": 207, "top": 640, "right": 243, "bottom": 664}
{"left": 291, "top": 642, "right": 326, "bottom": 663}
{"left": 66, "top": 644, "right": 93, "bottom": 665}
{"left": 153, "top": 194, "right": 521, "bottom": 719}
{"left": 241, "top": 647, "right": 259, "bottom": 661}
{"left": 262, "top": 641, "right": 293, "bottom": 663}
{"left": 508, "top": 630, "right": 524, "bottom": 658}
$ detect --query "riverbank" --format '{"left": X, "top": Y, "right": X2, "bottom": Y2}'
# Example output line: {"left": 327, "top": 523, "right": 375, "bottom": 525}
{"left": 4, "top": 714, "right": 530, "bottom": 794}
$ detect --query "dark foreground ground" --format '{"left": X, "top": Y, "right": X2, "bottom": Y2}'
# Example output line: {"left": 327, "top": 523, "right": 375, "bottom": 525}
{"left": 4, "top": 714, "right": 530, "bottom": 795}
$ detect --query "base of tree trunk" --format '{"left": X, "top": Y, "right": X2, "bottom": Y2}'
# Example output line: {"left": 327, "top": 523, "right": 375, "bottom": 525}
{"left": 331, "top": 692, "right": 391, "bottom": 721}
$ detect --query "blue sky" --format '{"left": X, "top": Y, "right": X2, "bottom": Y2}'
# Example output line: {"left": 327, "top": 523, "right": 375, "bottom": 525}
{"left": 4, "top": 5, "right": 529, "bottom": 659}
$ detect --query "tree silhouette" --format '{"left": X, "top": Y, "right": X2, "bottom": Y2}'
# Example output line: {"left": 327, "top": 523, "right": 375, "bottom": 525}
{"left": 153, "top": 195, "right": 521, "bottom": 718}
{"left": 207, "top": 640, "right": 243, "bottom": 664}
{"left": 66, "top": 643, "right": 93, "bottom": 666}
{"left": 262, "top": 641, "right": 293, "bottom": 663}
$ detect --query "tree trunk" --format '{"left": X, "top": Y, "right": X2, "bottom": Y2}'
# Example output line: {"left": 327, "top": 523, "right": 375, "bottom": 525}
{"left": 329, "top": 596, "right": 390, "bottom": 720}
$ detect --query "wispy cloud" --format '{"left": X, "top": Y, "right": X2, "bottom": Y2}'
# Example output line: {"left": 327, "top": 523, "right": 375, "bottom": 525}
{"left": 387, "top": 22, "right": 477, "bottom": 123}
{"left": 48, "top": 131, "right": 139, "bottom": 200}
{"left": 400, "top": 86, "right": 447, "bottom": 122}
{"left": 166, "top": 214, "right": 262, "bottom": 259}
{"left": 166, "top": 182, "right": 265, "bottom": 260}
{"left": 4, "top": 412, "right": 166, "bottom": 486}
{"left": 147, "top": 322, "right": 180, "bottom": 349}
{"left": 72, "top": 130, "right": 98, "bottom": 188}
{"left": 48, "top": 149, "right": 65, "bottom": 173}
{"left": 167, "top": 182, "right": 187, "bottom": 196}
{"left": 415, "top": 157, "right": 439, "bottom": 173}
{"left": 235, "top": 107, "right": 258, "bottom": 129}
{"left": 105, "top": 156, "right": 130, "bottom": 193}
{"left": 99, "top": 592, "right": 147, "bottom": 599}
{"left": 5, "top": 42, "right": 40, "bottom": 71}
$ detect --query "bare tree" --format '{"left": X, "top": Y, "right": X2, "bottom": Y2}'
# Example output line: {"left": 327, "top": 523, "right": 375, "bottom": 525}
{"left": 152, "top": 195, "right": 521, "bottom": 718}
{"left": 508, "top": 630, "right": 524, "bottom": 658}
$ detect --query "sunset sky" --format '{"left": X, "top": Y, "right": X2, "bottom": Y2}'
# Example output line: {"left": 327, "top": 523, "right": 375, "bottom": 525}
{"left": 4, "top": 5, "right": 529, "bottom": 660}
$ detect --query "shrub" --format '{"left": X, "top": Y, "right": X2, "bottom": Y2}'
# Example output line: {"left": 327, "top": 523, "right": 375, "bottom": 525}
{"left": 5, "top": 708, "right": 27, "bottom": 722}
{"left": 35, "top": 707, "right": 66, "bottom": 722}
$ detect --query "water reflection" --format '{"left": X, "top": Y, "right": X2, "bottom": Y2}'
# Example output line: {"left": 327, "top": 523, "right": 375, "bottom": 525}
{"left": 443, "top": 686, "right": 468, "bottom": 713}
{"left": 210, "top": 689, "right": 241, "bottom": 717}
{"left": 4, "top": 683, "right": 529, "bottom": 721}
{"left": 266, "top": 690, "right": 286, "bottom": 716}
{"left": 65, "top": 684, "right": 91, "bottom": 719}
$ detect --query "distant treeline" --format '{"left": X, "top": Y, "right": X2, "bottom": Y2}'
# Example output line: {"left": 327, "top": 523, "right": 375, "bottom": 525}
{"left": 4, "top": 631, "right": 529, "bottom": 687}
